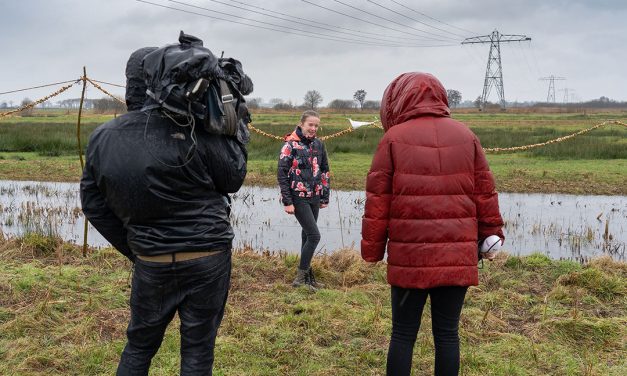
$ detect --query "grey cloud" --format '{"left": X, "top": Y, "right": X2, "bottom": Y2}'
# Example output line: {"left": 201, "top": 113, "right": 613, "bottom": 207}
{"left": 0, "top": 0, "right": 625, "bottom": 105}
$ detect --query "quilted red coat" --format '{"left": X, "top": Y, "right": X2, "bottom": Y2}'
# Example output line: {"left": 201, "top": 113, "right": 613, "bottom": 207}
{"left": 361, "top": 72, "right": 504, "bottom": 289}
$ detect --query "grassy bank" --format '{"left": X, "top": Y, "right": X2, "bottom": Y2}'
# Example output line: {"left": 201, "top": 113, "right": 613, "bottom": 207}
{"left": 2, "top": 151, "right": 624, "bottom": 195}
{"left": 0, "top": 236, "right": 625, "bottom": 375}
{"left": 1, "top": 111, "right": 626, "bottom": 194}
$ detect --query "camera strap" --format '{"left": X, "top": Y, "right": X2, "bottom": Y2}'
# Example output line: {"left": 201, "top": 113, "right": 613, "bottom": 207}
{"left": 218, "top": 79, "right": 238, "bottom": 136}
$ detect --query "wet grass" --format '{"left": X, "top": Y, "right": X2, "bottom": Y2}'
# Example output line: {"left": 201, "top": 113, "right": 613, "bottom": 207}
{"left": 0, "top": 236, "right": 625, "bottom": 375}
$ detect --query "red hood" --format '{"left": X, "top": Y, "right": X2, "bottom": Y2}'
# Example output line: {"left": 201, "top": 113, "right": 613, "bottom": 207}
{"left": 380, "top": 72, "right": 450, "bottom": 131}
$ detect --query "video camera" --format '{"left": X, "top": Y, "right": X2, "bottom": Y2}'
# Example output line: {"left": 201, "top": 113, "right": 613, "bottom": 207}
{"left": 142, "top": 31, "right": 253, "bottom": 144}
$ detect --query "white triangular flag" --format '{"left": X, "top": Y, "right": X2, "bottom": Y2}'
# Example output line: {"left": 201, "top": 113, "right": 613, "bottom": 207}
{"left": 348, "top": 118, "right": 375, "bottom": 129}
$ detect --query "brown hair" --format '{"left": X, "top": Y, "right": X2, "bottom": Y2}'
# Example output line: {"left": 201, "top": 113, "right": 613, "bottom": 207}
{"left": 300, "top": 110, "right": 320, "bottom": 124}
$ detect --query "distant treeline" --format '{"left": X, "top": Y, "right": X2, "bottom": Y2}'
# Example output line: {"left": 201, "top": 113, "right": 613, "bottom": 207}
{"left": 0, "top": 97, "right": 126, "bottom": 115}
{"left": 459, "top": 96, "right": 627, "bottom": 109}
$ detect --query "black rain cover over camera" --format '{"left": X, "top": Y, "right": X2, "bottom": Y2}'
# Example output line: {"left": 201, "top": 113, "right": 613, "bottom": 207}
{"left": 143, "top": 32, "right": 222, "bottom": 117}
{"left": 142, "top": 31, "right": 253, "bottom": 143}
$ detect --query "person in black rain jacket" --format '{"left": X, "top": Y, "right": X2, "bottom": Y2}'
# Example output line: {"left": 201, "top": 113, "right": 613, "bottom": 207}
{"left": 80, "top": 38, "right": 247, "bottom": 375}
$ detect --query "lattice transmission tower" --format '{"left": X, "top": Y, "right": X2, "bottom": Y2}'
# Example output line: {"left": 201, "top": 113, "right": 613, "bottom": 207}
{"left": 539, "top": 76, "right": 566, "bottom": 103}
{"left": 560, "top": 88, "right": 575, "bottom": 104}
{"left": 462, "top": 30, "right": 531, "bottom": 110}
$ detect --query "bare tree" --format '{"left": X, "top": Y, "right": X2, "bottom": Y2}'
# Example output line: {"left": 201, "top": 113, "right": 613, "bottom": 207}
{"left": 303, "top": 90, "right": 323, "bottom": 110}
{"left": 245, "top": 97, "right": 263, "bottom": 109}
{"left": 328, "top": 99, "right": 354, "bottom": 110}
{"left": 20, "top": 97, "right": 34, "bottom": 117}
{"left": 269, "top": 98, "right": 284, "bottom": 106}
{"left": 93, "top": 97, "right": 126, "bottom": 115}
{"left": 273, "top": 101, "right": 294, "bottom": 110}
{"left": 473, "top": 96, "right": 482, "bottom": 109}
{"left": 446, "top": 89, "right": 462, "bottom": 108}
{"left": 362, "top": 100, "right": 381, "bottom": 110}
{"left": 353, "top": 89, "right": 367, "bottom": 110}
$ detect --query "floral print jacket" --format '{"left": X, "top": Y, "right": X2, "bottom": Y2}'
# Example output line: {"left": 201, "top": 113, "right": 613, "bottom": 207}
{"left": 277, "top": 127, "right": 330, "bottom": 206}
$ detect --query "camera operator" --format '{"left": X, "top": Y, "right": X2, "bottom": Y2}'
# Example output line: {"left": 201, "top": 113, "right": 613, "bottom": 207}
{"left": 80, "top": 34, "right": 249, "bottom": 375}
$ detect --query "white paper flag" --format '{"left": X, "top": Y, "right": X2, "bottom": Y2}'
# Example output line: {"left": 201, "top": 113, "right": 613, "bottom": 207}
{"left": 348, "top": 118, "right": 375, "bottom": 129}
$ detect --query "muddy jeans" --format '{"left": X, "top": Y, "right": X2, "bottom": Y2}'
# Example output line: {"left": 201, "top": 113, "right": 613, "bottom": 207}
{"left": 293, "top": 198, "right": 321, "bottom": 270}
{"left": 116, "top": 251, "right": 231, "bottom": 376}
{"left": 387, "top": 285, "right": 468, "bottom": 376}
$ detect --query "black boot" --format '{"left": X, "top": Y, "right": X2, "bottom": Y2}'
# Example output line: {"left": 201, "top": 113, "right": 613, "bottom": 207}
{"left": 307, "top": 267, "right": 325, "bottom": 289}
{"left": 292, "top": 268, "right": 309, "bottom": 287}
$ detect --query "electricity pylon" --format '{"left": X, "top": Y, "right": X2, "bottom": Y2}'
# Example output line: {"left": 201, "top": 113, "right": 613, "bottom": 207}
{"left": 559, "top": 88, "right": 575, "bottom": 104}
{"left": 539, "top": 76, "right": 566, "bottom": 103}
{"left": 462, "top": 30, "right": 531, "bottom": 110}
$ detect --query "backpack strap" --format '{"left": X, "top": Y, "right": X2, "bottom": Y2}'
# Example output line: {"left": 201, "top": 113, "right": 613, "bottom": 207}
{"left": 218, "top": 79, "right": 238, "bottom": 136}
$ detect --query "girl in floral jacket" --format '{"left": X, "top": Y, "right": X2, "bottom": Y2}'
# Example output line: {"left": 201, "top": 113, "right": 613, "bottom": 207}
{"left": 277, "top": 110, "right": 330, "bottom": 290}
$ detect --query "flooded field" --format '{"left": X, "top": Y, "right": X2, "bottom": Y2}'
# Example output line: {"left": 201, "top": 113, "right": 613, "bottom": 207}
{"left": 0, "top": 181, "right": 625, "bottom": 261}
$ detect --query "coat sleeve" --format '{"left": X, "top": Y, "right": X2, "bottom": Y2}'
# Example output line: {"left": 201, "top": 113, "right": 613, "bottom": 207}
{"left": 361, "top": 136, "right": 394, "bottom": 262}
{"left": 204, "top": 136, "right": 248, "bottom": 194}
{"left": 277, "top": 142, "right": 294, "bottom": 206}
{"left": 320, "top": 142, "right": 331, "bottom": 204}
{"left": 472, "top": 138, "right": 505, "bottom": 242}
{"left": 80, "top": 155, "right": 134, "bottom": 261}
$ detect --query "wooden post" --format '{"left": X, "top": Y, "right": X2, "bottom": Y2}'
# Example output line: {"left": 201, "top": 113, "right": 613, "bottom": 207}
{"left": 77, "top": 67, "right": 89, "bottom": 257}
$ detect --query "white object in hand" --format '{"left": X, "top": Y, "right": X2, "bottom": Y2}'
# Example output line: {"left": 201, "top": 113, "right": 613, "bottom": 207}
{"left": 480, "top": 235, "right": 502, "bottom": 253}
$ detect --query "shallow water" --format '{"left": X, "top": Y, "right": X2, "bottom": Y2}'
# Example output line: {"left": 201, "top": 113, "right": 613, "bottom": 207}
{"left": 0, "top": 181, "right": 625, "bottom": 260}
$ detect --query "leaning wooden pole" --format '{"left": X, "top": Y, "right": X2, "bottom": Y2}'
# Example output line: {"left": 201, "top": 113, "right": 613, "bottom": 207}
{"left": 77, "top": 67, "right": 89, "bottom": 257}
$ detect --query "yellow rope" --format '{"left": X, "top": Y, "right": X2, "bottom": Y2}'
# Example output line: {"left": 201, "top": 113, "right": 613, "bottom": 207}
{"left": 2, "top": 76, "right": 623, "bottom": 155}
{"left": 0, "top": 81, "right": 79, "bottom": 118}
{"left": 85, "top": 77, "right": 126, "bottom": 104}
{"left": 247, "top": 122, "right": 382, "bottom": 142}
{"left": 320, "top": 126, "right": 354, "bottom": 141}
{"left": 483, "top": 120, "right": 627, "bottom": 153}
{"left": 246, "top": 119, "right": 626, "bottom": 154}
{"left": 247, "top": 123, "right": 285, "bottom": 141}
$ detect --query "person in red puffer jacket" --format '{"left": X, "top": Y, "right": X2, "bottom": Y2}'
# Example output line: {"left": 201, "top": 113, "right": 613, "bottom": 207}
{"left": 361, "top": 72, "right": 504, "bottom": 376}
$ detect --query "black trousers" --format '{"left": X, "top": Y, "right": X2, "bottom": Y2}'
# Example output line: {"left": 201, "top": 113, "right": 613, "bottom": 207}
{"left": 387, "top": 285, "right": 468, "bottom": 376}
{"left": 116, "top": 251, "right": 231, "bottom": 376}
{"left": 293, "top": 199, "right": 321, "bottom": 270}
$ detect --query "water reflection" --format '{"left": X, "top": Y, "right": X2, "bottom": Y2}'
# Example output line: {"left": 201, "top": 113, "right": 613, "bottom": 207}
{"left": 0, "top": 181, "right": 625, "bottom": 260}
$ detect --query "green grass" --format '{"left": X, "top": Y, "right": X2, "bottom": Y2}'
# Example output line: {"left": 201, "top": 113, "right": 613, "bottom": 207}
{"left": 1, "top": 110, "right": 626, "bottom": 194}
{"left": 0, "top": 238, "right": 625, "bottom": 375}
{"left": 2, "top": 110, "right": 626, "bottom": 158}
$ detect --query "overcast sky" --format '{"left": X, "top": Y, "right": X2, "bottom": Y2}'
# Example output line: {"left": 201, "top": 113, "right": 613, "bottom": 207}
{"left": 1, "top": 0, "right": 626, "bottom": 106}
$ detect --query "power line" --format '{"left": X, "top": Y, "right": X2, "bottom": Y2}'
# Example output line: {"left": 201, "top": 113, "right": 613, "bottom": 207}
{"left": 137, "top": 1, "right": 456, "bottom": 47}
{"left": 170, "top": 0, "right": 441, "bottom": 47}
{"left": 365, "top": 0, "right": 467, "bottom": 39}
{"left": 0, "top": 79, "right": 80, "bottom": 96}
{"left": 330, "top": 0, "right": 459, "bottom": 41}
{"left": 142, "top": 1, "right": 407, "bottom": 47}
{"left": 90, "top": 79, "right": 125, "bottom": 88}
{"left": 225, "top": 0, "right": 431, "bottom": 42}
{"left": 201, "top": 0, "right": 439, "bottom": 44}
{"left": 389, "top": 0, "right": 477, "bottom": 35}
{"left": 170, "top": 0, "right": 404, "bottom": 46}
{"left": 300, "top": 0, "right": 455, "bottom": 42}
